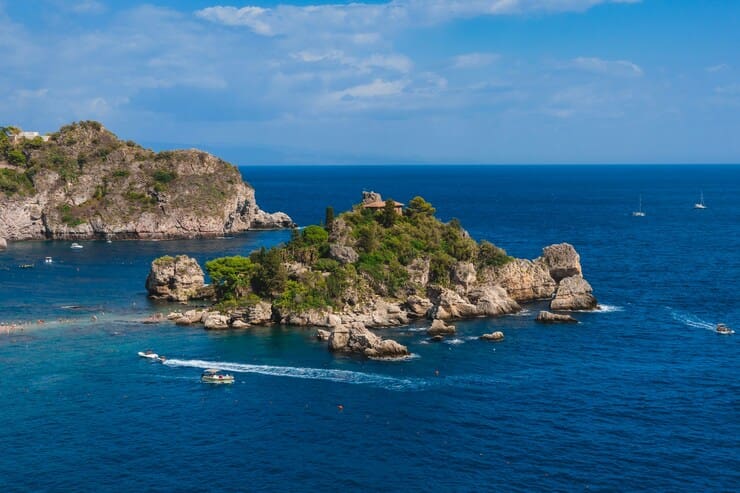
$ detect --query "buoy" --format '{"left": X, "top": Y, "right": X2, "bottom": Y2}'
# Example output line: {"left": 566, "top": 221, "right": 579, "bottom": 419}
{"left": 434, "top": 369, "right": 440, "bottom": 376}
{"left": 337, "top": 404, "right": 344, "bottom": 411}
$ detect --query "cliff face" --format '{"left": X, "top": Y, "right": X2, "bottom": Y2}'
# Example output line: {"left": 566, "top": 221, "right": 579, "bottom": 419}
{"left": 0, "top": 121, "right": 293, "bottom": 240}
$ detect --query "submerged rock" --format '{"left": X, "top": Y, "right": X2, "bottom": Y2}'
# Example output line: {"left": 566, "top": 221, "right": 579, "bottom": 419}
{"left": 535, "top": 311, "right": 579, "bottom": 323}
{"left": 480, "top": 331, "right": 505, "bottom": 341}
{"left": 145, "top": 255, "right": 205, "bottom": 302}
{"left": 550, "top": 276, "right": 597, "bottom": 311}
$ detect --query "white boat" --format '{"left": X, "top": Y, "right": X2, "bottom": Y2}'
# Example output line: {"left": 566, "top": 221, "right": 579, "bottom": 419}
{"left": 138, "top": 350, "right": 159, "bottom": 359}
{"left": 632, "top": 195, "right": 646, "bottom": 217}
{"left": 71, "top": 243, "right": 83, "bottom": 249}
{"left": 201, "top": 369, "right": 235, "bottom": 384}
{"left": 44, "top": 257, "right": 53, "bottom": 264}
{"left": 716, "top": 323, "right": 734, "bottom": 335}
{"left": 694, "top": 191, "right": 707, "bottom": 209}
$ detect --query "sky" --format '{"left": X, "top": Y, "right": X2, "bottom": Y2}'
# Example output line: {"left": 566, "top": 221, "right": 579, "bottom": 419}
{"left": 1, "top": 0, "right": 739, "bottom": 164}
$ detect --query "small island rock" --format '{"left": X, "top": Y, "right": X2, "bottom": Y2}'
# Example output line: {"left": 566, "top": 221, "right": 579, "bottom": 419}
{"left": 550, "top": 275, "right": 597, "bottom": 311}
{"left": 427, "top": 319, "right": 456, "bottom": 336}
{"left": 480, "top": 331, "right": 505, "bottom": 341}
{"left": 536, "top": 311, "right": 579, "bottom": 323}
{"left": 329, "top": 323, "right": 409, "bottom": 359}
{"left": 146, "top": 255, "right": 206, "bottom": 302}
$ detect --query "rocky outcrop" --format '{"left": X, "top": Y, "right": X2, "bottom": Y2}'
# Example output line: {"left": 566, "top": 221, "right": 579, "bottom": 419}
{"left": 329, "top": 322, "right": 409, "bottom": 359}
{"left": 467, "top": 285, "right": 521, "bottom": 316}
{"left": 482, "top": 259, "right": 556, "bottom": 302}
{"left": 203, "top": 312, "right": 230, "bottom": 330}
{"left": 428, "top": 286, "right": 519, "bottom": 320}
{"left": 480, "top": 331, "right": 505, "bottom": 341}
{"left": 0, "top": 121, "right": 294, "bottom": 240}
{"left": 316, "top": 329, "right": 331, "bottom": 341}
{"left": 406, "top": 258, "right": 430, "bottom": 286}
{"left": 328, "top": 244, "right": 359, "bottom": 264}
{"left": 242, "top": 301, "right": 274, "bottom": 325}
{"left": 536, "top": 311, "right": 578, "bottom": 323}
{"left": 0, "top": 237, "right": 6, "bottom": 250}
{"left": 146, "top": 255, "right": 206, "bottom": 302}
{"left": 403, "top": 295, "right": 433, "bottom": 318}
{"left": 537, "top": 243, "right": 582, "bottom": 283}
{"left": 550, "top": 276, "right": 597, "bottom": 311}
{"left": 451, "top": 262, "right": 477, "bottom": 291}
{"left": 427, "top": 319, "right": 456, "bottom": 336}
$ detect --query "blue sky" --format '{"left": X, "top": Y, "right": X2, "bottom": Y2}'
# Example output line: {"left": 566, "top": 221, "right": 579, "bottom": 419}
{"left": 1, "top": 0, "right": 738, "bottom": 164}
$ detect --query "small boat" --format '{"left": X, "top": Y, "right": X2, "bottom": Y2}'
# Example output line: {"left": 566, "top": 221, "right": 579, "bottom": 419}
{"left": 71, "top": 243, "right": 83, "bottom": 249}
{"left": 694, "top": 191, "right": 707, "bottom": 210}
{"left": 18, "top": 263, "right": 34, "bottom": 269}
{"left": 138, "top": 350, "right": 159, "bottom": 359}
{"left": 632, "top": 195, "right": 646, "bottom": 217}
{"left": 201, "top": 369, "right": 235, "bottom": 384}
{"left": 716, "top": 323, "right": 734, "bottom": 335}
{"left": 44, "top": 257, "right": 53, "bottom": 264}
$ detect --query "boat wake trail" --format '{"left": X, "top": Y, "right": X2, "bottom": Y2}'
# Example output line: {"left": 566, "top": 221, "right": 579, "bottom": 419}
{"left": 669, "top": 309, "right": 715, "bottom": 331}
{"left": 163, "top": 358, "right": 426, "bottom": 391}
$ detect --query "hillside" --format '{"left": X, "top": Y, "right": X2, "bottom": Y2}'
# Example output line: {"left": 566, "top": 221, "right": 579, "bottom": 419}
{"left": 0, "top": 121, "right": 293, "bottom": 240}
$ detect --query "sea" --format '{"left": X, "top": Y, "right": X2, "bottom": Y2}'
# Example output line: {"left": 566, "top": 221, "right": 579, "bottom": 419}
{"left": 0, "top": 165, "right": 738, "bottom": 492}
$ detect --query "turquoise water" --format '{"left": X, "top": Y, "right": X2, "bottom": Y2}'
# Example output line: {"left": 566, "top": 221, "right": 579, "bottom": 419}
{"left": 1, "top": 165, "right": 738, "bottom": 491}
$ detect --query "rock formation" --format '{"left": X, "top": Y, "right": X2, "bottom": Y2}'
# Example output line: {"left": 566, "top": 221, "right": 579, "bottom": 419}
{"left": 535, "top": 311, "right": 579, "bottom": 323}
{"left": 537, "top": 243, "right": 582, "bottom": 283}
{"left": 145, "top": 255, "right": 206, "bottom": 302}
{"left": 480, "top": 331, "right": 505, "bottom": 341}
{"left": 427, "top": 319, "right": 456, "bottom": 336}
{"left": 550, "top": 276, "right": 597, "bottom": 311}
{"left": 329, "top": 322, "right": 409, "bottom": 359}
{"left": 0, "top": 237, "right": 6, "bottom": 250}
{"left": 0, "top": 121, "right": 293, "bottom": 240}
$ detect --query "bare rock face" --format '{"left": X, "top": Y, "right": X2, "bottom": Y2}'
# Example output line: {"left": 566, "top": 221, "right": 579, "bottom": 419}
{"left": 230, "top": 319, "right": 250, "bottom": 329}
{"left": 550, "top": 276, "right": 597, "bottom": 311}
{"left": 243, "top": 301, "right": 274, "bottom": 325}
{"left": 427, "top": 319, "right": 456, "bottom": 336}
{"left": 146, "top": 255, "right": 205, "bottom": 302}
{"left": 483, "top": 259, "right": 557, "bottom": 302}
{"left": 404, "top": 295, "right": 433, "bottom": 318}
{"left": 428, "top": 288, "right": 479, "bottom": 320}
{"left": 536, "top": 311, "right": 579, "bottom": 323}
{"left": 329, "top": 322, "right": 410, "bottom": 358}
{"left": 328, "top": 244, "right": 359, "bottom": 264}
{"left": 480, "top": 331, "right": 505, "bottom": 341}
{"left": 250, "top": 209, "right": 295, "bottom": 229}
{"left": 203, "top": 312, "right": 230, "bottom": 330}
{"left": 316, "top": 329, "right": 331, "bottom": 341}
{"left": 362, "top": 191, "right": 383, "bottom": 204}
{"left": 467, "top": 285, "right": 521, "bottom": 316}
{"left": 537, "top": 243, "right": 582, "bottom": 283}
{"left": 0, "top": 237, "right": 6, "bottom": 250}
{"left": 451, "top": 262, "right": 477, "bottom": 291}
{"left": 406, "top": 258, "right": 431, "bottom": 286}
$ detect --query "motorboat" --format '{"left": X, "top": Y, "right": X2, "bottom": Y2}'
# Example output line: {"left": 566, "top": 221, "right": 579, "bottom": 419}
{"left": 138, "top": 350, "right": 159, "bottom": 359}
{"left": 71, "top": 243, "right": 83, "bottom": 249}
{"left": 201, "top": 369, "right": 235, "bottom": 384}
{"left": 44, "top": 257, "right": 53, "bottom": 264}
{"left": 716, "top": 323, "right": 734, "bottom": 335}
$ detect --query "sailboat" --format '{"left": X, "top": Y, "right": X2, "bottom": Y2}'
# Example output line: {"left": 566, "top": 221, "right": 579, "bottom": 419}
{"left": 632, "top": 195, "right": 646, "bottom": 217}
{"left": 694, "top": 191, "right": 707, "bottom": 209}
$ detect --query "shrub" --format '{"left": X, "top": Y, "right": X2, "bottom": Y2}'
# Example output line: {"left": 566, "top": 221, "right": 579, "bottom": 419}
{"left": 6, "top": 149, "right": 26, "bottom": 166}
{"left": 152, "top": 169, "right": 177, "bottom": 184}
{"left": 205, "top": 256, "right": 257, "bottom": 300}
{"left": 302, "top": 225, "right": 329, "bottom": 245}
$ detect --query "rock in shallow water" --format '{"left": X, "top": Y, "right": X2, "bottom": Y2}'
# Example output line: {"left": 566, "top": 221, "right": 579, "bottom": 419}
{"left": 145, "top": 255, "right": 205, "bottom": 302}
{"left": 427, "top": 319, "right": 456, "bottom": 336}
{"left": 329, "top": 323, "right": 409, "bottom": 358}
{"left": 480, "top": 331, "right": 505, "bottom": 341}
{"left": 536, "top": 311, "right": 579, "bottom": 323}
{"left": 550, "top": 275, "right": 597, "bottom": 311}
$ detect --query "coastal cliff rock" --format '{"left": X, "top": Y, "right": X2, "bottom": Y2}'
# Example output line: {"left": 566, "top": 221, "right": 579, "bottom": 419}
{"left": 329, "top": 322, "right": 409, "bottom": 359}
{"left": 328, "top": 244, "right": 359, "bottom": 264}
{"left": 481, "top": 259, "right": 556, "bottom": 302}
{"left": 550, "top": 276, "right": 597, "bottom": 311}
{"left": 403, "top": 295, "right": 433, "bottom": 318}
{"left": 0, "top": 237, "right": 6, "bottom": 250}
{"left": 428, "top": 285, "right": 519, "bottom": 320}
{"left": 536, "top": 311, "right": 579, "bottom": 323}
{"left": 145, "top": 255, "right": 206, "bottom": 302}
{"left": 537, "top": 243, "right": 582, "bottom": 283}
{"left": 0, "top": 121, "right": 293, "bottom": 240}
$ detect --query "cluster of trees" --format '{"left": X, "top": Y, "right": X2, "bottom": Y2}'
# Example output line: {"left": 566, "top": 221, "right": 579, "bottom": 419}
{"left": 204, "top": 195, "right": 513, "bottom": 311}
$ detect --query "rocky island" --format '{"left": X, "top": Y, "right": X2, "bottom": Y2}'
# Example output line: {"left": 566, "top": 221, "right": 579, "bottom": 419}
{"left": 150, "top": 192, "right": 598, "bottom": 359}
{"left": 0, "top": 122, "right": 293, "bottom": 241}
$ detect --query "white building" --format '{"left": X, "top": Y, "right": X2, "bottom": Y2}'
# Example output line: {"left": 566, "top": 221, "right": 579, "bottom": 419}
{"left": 9, "top": 130, "right": 50, "bottom": 143}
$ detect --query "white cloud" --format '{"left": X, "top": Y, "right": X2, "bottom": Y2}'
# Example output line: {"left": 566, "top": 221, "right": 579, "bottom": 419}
{"left": 291, "top": 50, "right": 412, "bottom": 73}
{"left": 197, "top": 1, "right": 641, "bottom": 37}
{"left": 452, "top": 52, "right": 500, "bottom": 69}
{"left": 337, "top": 78, "right": 408, "bottom": 99}
{"left": 569, "top": 56, "right": 643, "bottom": 77}
{"left": 706, "top": 63, "right": 729, "bottom": 73}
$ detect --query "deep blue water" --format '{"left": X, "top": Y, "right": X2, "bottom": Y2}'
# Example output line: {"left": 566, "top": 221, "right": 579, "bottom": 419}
{"left": 1, "top": 165, "right": 738, "bottom": 492}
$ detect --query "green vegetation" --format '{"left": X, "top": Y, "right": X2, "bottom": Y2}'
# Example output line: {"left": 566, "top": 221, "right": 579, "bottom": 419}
{"left": 0, "top": 169, "right": 34, "bottom": 195}
{"left": 58, "top": 204, "right": 86, "bottom": 227}
{"left": 204, "top": 196, "right": 513, "bottom": 311}
{"left": 152, "top": 169, "right": 177, "bottom": 184}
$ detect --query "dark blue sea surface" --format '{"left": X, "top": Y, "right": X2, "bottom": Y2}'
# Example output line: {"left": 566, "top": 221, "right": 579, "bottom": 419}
{"left": 0, "top": 165, "right": 738, "bottom": 492}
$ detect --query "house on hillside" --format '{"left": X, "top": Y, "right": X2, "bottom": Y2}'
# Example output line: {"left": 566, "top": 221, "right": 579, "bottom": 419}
{"left": 8, "top": 130, "right": 50, "bottom": 144}
{"left": 361, "top": 191, "right": 404, "bottom": 215}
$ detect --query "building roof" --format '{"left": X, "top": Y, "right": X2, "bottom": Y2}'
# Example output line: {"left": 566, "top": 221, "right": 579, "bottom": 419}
{"left": 363, "top": 200, "right": 404, "bottom": 209}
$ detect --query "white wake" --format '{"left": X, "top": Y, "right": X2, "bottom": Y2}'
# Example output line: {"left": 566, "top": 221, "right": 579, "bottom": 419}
{"left": 163, "top": 358, "right": 425, "bottom": 390}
